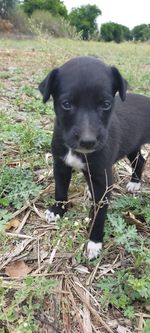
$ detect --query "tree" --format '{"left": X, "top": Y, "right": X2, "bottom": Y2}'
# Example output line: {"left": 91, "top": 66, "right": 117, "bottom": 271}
{"left": 0, "top": 0, "right": 18, "bottom": 18}
{"left": 100, "top": 22, "right": 114, "bottom": 42}
{"left": 69, "top": 4, "right": 101, "bottom": 40}
{"left": 22, "top": 0, "right": 68, "bottom": 18}
{"left": 132, "top": 24, "right": 150, "bottom": 41}
{"left": 101, "top": 22, "right": 131, "bottom": 43}
{"left": 113, "top": 23, "right": 123, "bottom": 43}
{"left": 121, "top": 25, "right": 131, "bottom": 41}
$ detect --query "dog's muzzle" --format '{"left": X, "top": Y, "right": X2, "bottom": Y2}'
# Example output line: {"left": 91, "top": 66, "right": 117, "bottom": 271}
{"left": 74, "top": 130, "right": 98, "bottom": 153}
{"left": 75, "top": 138, "right": 97, "bottom": 154}
{"left": 80, "top": 138, "right": 96, "bottom": 150}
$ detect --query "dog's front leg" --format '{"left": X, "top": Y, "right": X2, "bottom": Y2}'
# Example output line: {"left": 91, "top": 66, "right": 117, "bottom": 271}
{"left": 84, "top": 168, "right": 112, "bottom": 260}
{"left": 46, "top": 158, "right": 72, "bottom": 223}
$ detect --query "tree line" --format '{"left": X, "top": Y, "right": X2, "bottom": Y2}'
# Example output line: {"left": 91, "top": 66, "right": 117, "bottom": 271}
{"left": 0, "top": 0, "right": 150, "bottom": 41}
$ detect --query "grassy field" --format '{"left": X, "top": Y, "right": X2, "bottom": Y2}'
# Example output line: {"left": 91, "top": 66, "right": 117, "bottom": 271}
{"left": 0, "top": 37, "right": 150, "bottom": 333}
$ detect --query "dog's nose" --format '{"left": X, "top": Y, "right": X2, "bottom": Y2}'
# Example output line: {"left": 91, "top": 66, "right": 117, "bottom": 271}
{"left": 79, "top": 139, "right": 96, "bottom": 150}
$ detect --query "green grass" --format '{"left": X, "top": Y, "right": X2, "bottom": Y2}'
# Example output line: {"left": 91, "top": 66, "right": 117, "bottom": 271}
{"left": 96, "top": 197, "right": 150, "bottom": 318}
{"left": 0, "top": 37, "right": 150, "bottom": 333}
{"left": 0, "top": 276, "right": 56, "bottom": 332}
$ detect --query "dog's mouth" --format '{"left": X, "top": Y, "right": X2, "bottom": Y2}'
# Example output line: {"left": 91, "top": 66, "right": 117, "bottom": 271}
{"left": 75, "top": 148, "right": 96, "bottom": 154}
{"left": 65, "top": 134, "right": 106, "bottom": 154}
{"left": 65, "top": 142, "right": 96, "bottom": 154}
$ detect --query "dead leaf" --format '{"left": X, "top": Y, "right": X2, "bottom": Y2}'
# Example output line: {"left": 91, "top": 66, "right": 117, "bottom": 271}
{"left": 145, "top": 305, "right": 150, "bottom": 312}
{"left": 74, "top": 265, "right": 90, "bottom": 274}
{"left": 108, "top": 319, "right": 118, "bottom": 328}
{"left": 0, "top": 238, "right": 34, "bottom": 270}
{"left": 5, "top": 218, "right": 20, "bottom": 230}
{"left": 5, "top": 260, "right": 32, "bottom": 278}
{"left": 40, "top": 249, "right": 49, "bottom": 261}
{"left": 117, "top": 325, "right": 132, "bottom": 333}
{"left": 123, "top": 211, "right": 145, "bottom": 229}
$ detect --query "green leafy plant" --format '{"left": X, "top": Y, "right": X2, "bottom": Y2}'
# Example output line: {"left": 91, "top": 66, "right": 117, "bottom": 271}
{"left": 108, "top": 214, "right": 138, "bottom": 252}
{"left": 97, "top": 270, "right": 134, "bottom": 317}
{"left": 0, "top": 167, "right": 41, "bottom": 211}
{"left": 111, "top": 194, "right": 150, "bottom": 223}
{"left": 143, "top": 320, "right": 150, "bottom": 333}
{"left": 97, "top": 268, "right": 150, "bottom": 318}
{"left": 0, "top": 276, "right": 56, "bottom": 332}
{"left": 97, "top": 194, "right": 150, "bottom": 317}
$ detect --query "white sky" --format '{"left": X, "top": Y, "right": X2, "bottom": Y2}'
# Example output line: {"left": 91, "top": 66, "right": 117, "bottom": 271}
{"left": 63, "top": 0, "right": 150, "bottom": 29}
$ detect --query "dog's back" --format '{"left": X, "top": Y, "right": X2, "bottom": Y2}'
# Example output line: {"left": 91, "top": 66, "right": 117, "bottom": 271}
{"left": 110, "top": 93, "right": 150, "bottom": 162}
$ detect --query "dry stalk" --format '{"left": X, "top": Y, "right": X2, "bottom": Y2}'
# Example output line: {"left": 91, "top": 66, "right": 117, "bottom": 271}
{"left": 70, "top": 277, "right": 114, "bottom": 333}
{"left": 31, "top": 271, "right": 65, "bottom": 277}
{"left": 74, "top": 278, "right": 100, "bottom": 309}
{"left": 33, "top": 203, "right": 46, "bottom": 220}
{"left": 86, "top": 259, "right": 102, "bottom": 286}
{"left": 66, "top": 280, "right": 84, "bottom": 332}
{"left": 84, "top": 154, "right": 96, "bottom": 216}
{"left": 137, "top": 313, "right": 144, "bottom": 333}
{"left": 37, "top": 236, "right": 41, "bottom": 271}
{"left": 82, "top": 291, "right": 93, "bottom": 333}
{"left": 135, "top": 313, "right": 150, "bottom": 319}
{"left": 48, "top": 239, "right": 61, "bottom": 265}
{"left": 15, "top": 209, "right": 31, "bottom": 234}
{"left": 6, "top": 232, "right": 35, "bottom": 240}
{"left": 61, "top": 278, "right": 71, "bottom": 333}
{"left": 0, "top": 238, "right": 34, "bottom": 270}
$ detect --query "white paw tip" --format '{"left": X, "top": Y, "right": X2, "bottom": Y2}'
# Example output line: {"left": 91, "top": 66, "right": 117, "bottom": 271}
{"left": 45, "top": 210, "right": 60, "bottom": 223}
{"left": 126, "top": 181, "right": 141, "bottom": 193}
{"left": 86, "top": 241, "right": 102, "bottom": 260}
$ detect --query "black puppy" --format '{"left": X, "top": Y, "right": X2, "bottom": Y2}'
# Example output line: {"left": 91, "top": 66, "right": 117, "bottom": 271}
{"left": 39, "top": 56, "right": 150, "bottom": 259}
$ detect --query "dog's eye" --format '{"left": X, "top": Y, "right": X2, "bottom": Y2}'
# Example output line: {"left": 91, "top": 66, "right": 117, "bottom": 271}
{"left": 61, "top": 100, "right": 72, "bottom": 110}
{"left": 102, "top": 100, "right": 111, "bottom": 110}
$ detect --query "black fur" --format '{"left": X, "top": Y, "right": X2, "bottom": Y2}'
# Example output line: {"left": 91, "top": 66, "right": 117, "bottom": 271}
{"left": 39, "top": 56, "right": 150, "bottom": 248}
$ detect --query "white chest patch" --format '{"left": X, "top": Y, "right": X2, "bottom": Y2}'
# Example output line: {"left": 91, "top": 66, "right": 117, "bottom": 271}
{"left": 64, "top": 149, "right": 85, "bottom": 170}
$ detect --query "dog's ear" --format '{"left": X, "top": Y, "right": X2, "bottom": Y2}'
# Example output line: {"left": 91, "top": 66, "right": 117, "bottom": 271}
{"left": 39, "top": 68, "right": 58, "bottom": 103}
{"left": 111, "top": 66, "right": 127, "bottom": 101}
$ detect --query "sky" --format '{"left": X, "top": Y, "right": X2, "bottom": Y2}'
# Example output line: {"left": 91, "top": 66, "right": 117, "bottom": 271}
{"left": 63, "top": 0, "right": 150, "bottom": 29}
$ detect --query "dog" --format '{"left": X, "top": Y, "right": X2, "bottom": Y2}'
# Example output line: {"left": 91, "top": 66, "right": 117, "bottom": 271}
{"left": 39, "top": 56, "right": 150, "bottom": 260}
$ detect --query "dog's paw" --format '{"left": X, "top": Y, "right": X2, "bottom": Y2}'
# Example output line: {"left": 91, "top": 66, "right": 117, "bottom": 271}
{"left": 45, "top": 209, "right": 60, "bottom": 223}
{"left": 86, "top": 241, "right": 102, "bottom": 260}
{"left": 126, "top": 181, "right": 141, "bottom": 193}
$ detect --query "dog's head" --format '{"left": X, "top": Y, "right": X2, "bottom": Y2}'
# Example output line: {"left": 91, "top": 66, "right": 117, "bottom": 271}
{"left": 39, "top": 56, "right": 127, "bottom": 153}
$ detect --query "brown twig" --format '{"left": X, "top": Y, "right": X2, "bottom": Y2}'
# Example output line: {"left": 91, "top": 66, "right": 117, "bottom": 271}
{"left": 0, "top": 238, "right": 34, "bottom": 270}
{"left": 15, "top": 209, "right": 31, "bottom": 234}
{"left": 70, "top": 277, "right": 114, "bottom": 333}
{"left": 137, "top": 313, "right": 144, "bottom": 333}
